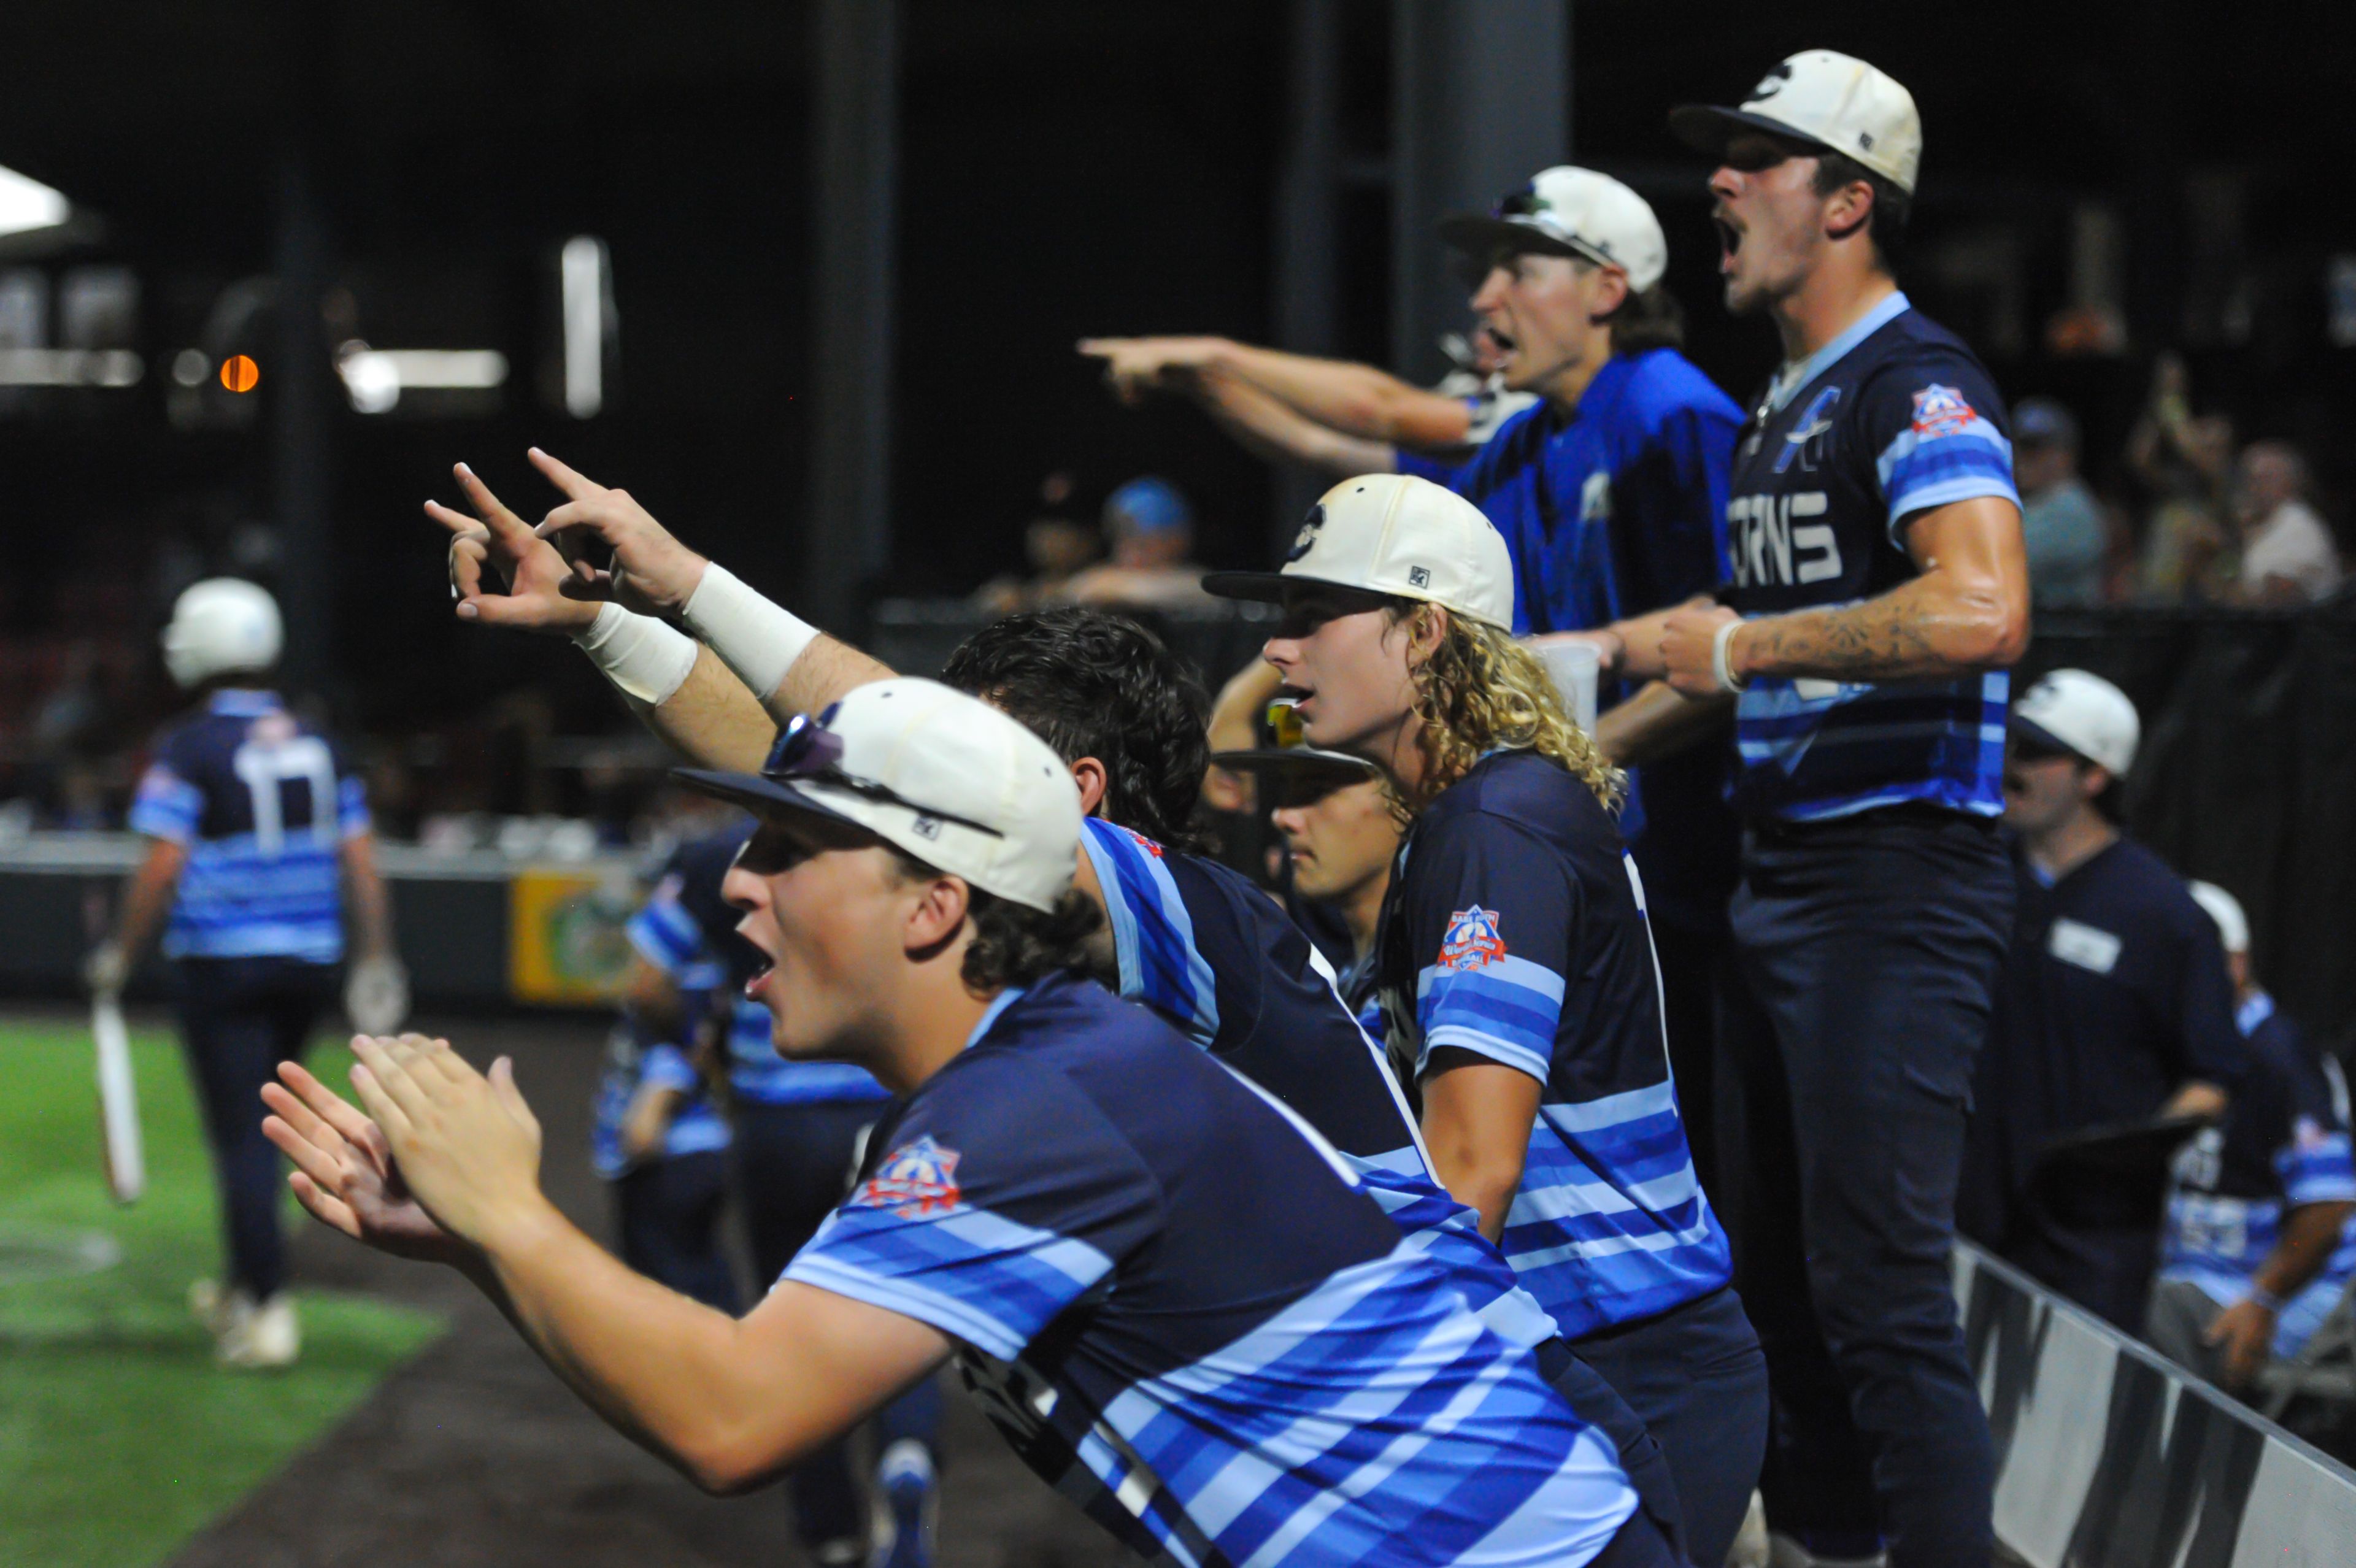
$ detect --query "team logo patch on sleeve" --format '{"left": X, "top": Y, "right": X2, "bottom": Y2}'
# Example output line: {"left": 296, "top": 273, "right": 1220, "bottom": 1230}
{"left": 851, "top": 1135, "right": 964, "bottom": 1218}
{"left": 1909, "top": 384, "right": 1977, "bottom": 437}
{"left": 1438, "top": 905, "right": 1507, "bottom": 971}
{"left": 1125, "top": 829, "right": 1164, "bottom": 858}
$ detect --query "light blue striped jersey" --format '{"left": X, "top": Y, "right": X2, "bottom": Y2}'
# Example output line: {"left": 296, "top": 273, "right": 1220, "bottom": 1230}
{"left": 2158, "top": 996, "right": 2356, "bottom": 1358}
{"left": 1080, "top": 818, "right": 1558, "bottom": 1351}
{"left": 627, "top": 825, "right": 888, "bottom": 1107}
{"left": 1723, "top": 292, "right": 2020, "bottom": 822}
{"left": 590, "top": 1029, "right": 731, "bottom": 1179}
{"left": 1378, "top": 751, "right": 1732, "bottom": 1340}
{"left": 128, "top": 689, "right": 369, "bottom": 963}
{"left": 787, "top": 972, "right": 1638, "bottom": 1567}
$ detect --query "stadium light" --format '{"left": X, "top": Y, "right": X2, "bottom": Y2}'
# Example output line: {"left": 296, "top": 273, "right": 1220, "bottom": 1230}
{"left": 0, "top": 165, "right": 69, "bottom": 241}
{"left": 560, "top": 236, "right": 607, "bottom": 418}
{"left": 335, "top": 343, "right": 509, "bottom": 414}
{"left": 0, "top": 348, "right": 141, "bottom": 386}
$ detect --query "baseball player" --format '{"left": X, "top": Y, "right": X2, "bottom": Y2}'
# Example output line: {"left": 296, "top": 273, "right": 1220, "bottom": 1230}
{"left": 1584, "top": 51, "right": 2033, "bottom": 1566}
{"left": 1206, "top": 474, "right": 1769, "bottom": 1567}
{"left": 629, "top": 819, "right": 942, "bottom": 1568}
{"left": 427, "top": 462, "right": 1691, "bottom": 1548}
{"left": 86, "top": 578, "right": 404, "bottom": 1367}
{"left": 1172, "top": 168, "right": 1746, "bottom": 1189}
{"left": 1958, "top": 670, "right": 2243, "bottom": 1329}
{"left": 2149, "top": 882, "right": 2356, "bottom": 1394}
{"left": 264, "top": 680, "right": 1681, "bottom": 1567}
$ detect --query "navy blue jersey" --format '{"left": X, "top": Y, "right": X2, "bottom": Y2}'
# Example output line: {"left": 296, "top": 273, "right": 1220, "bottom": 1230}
{"left": 1376, "top": 751, "right": 1732, "bottom": 1340}
{"left": 785, "top": 971, "right": 1638, "bottom": 1567}
{"left": 1721, "top": 293, "right": 2020, "bottom": 822}
{"left": 1399, "top": 347, "right": 1744, "bottom": 923}
{"left": 1973, "top": 837, "right": 2248, "bottom": 1201}
{"left": 128, "top": 689, "right": 370, "bottom": 963}
{"left": 633, "top": 823, "right": 888, "bottom": 1107}
{"left": 1082, "top": 818, "right": 1560, "bottom": 1351}
{"left": 2159, "top": 996, "right": 2356, "bottom": 1357}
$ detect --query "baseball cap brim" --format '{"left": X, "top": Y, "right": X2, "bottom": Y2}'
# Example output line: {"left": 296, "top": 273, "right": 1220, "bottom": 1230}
{"left": 1668, "top": 102, "right": 1836, "bottom": 163}
{"left": 1200, "top": 569, "right": 1298, "bottom": 605}
{"left": 1434, "top": 213, "right": 1601, "bottom": 266}
{"left": 2005, "top": 713, "right": 2087, "bottom": 763}
{"left": 671, "top": 766, "right": 872, "bottom": 836}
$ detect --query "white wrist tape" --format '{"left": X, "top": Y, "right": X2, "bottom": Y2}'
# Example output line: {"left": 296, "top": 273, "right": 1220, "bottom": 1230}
{"left": 680, "top": 564, "right": 817, "bottom": 701}
{"left": 572, "top": 604, "right": 699, "bottom": 707}
{"left": 1711, "top": 618, "right": 1749, "bottom": 694}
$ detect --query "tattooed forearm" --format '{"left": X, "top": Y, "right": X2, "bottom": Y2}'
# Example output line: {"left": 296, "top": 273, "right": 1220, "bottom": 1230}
{"left": 1738, "top": 577, "right": 2010, "bottom": 683}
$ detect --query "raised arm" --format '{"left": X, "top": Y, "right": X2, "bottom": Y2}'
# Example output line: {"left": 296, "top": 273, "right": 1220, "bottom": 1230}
{"left": 1660, "top": 496, "right": 2030, "bottom": 696}
{"left": 1190, "top": 371, "right": 1398, "bottom": 479}
{"left": 428, "top": 457, "right": 888, "bottom": 771}
{"left": 1080, "top": 336, "right": 1474, "bottom": 448}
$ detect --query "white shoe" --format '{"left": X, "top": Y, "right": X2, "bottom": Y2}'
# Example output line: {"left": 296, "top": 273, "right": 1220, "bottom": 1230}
{"left": 188, "top": 1278, "right": 239, "bottom": 1337}
{"left": 1766, "top": 1532, "right": 1887, "bottom": 1568}
{"left": 217, "top": 1292, "right": 300, "bottom": 1369}
{"left": 1726, "top": 1491, "right": 1771, "bottom": 1568}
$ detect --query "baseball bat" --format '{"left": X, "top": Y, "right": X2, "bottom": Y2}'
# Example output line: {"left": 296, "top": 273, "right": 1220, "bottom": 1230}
{"left": 92, "top": 990, "right": 145, "bottom": 1205}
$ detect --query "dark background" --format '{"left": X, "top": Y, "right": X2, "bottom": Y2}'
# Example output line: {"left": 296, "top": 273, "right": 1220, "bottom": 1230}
{"left": 0, "top": 0, "right": 2350, "bottom": 731}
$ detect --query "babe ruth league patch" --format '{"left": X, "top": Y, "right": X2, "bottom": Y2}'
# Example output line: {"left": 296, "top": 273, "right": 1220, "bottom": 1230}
{"left": 852, "top": 1135, "right": 965, "bottom": 1218}
{"left": 1439, "top": 906, "right": 1507, "bottom": 972}
{"left": 1909, "top": 384, "right": 1977, "bottom": 437}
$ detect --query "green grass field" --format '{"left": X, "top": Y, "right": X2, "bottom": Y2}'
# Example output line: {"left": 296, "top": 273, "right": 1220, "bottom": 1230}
{"left": 0, "top": 1018, "right": 444, "bottom": 1568}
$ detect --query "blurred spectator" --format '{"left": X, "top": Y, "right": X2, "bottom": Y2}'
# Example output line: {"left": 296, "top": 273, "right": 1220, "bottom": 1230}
{"left": 2012, "top": 398, "right": 2108, "bottom": 607}
{"left": 1049, "top": 476, "right": 1210, "bottom": 609}
{"left": 2147, "top": 882, "right": 2356, "bottom": 1397}
{"left": 2125, "top": 354, "right": 2236, "bottom": 602}
{"left": 971, "top": 469, "right": 1100, "bottom": 613}
{"left": 2226, "top": 441, "right": 2343, "bottom": 605}
{"left": 1960, "top": 670, "right": 2245, "bottom": 1330}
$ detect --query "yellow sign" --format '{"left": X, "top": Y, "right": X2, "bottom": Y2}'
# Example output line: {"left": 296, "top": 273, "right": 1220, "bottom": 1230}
{"left": 508, "top": 869, "right": 636, "bottom": 1006}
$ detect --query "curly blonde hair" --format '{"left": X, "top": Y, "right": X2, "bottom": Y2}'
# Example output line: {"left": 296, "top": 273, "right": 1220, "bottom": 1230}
{"left": 1389, "top": 602, "right": 1624, "bottom": 813}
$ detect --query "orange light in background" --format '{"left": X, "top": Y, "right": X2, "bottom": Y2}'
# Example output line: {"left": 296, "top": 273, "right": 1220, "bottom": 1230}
{"left": 219, "top": 355, "right": 260, "bottom": 393}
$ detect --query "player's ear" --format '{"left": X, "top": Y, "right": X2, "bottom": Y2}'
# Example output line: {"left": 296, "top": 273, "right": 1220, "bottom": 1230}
{"left": 1587, "top": 266, "right": 1630, "bottom": 322}
{"left": 902, "top": 872, "right": 972, "bottom": 957}
{"left": 1067, "top": 756, "right": 1109, "bottom": 818}
{"left": 1823, "top": 176, "right": 1876, "bottom": 243}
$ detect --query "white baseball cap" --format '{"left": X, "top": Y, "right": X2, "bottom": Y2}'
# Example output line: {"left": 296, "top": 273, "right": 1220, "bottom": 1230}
{"left": 674, "top": 678, "right": 1081, "bottom": 913}
{"left": 2187, "top": 881, "right": 2250, "bottom": 956}
{"left": 1203, "top": 474, "right": 1515, "bottom": 631}
{"left": 163, "top": 577, "right": 283, "bottom": 689}
{"left": 2010, "top": 669, "right": 2140, "bottom": 778}
{"left": 1670, "top": 50, "right": 1923, "bottom": 195}
{"left": 1438, "top": 166, "right": 1669, "bottom": 293}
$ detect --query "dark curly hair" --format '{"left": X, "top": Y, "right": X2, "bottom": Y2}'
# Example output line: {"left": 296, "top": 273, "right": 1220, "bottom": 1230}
{"left": 886, "top": 846, "right": 1104, "bottom": 991}
{"left": 940, "top": 607, "right": 1211, "bottom": 851}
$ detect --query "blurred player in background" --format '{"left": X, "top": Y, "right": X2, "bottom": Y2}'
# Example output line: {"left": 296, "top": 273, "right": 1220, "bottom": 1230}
{"left": 1584, "top": 52, "right": 2032, "bottom": 1564}
{"left": 264, "top": 681, "right": 1678, "bottom": 1568}
{"left": 1211, "top": 711, "right": 1395, "bottom": 1017}
{"left": 1042, "top": 476, "right": 1211, "bottom": 610}
{"left": 1211, "top": 474, "right": 1768, "bottom": 1566}
{"left": 2147, "top": 882, "right": 2355, "bottom": 1396}
{"left": 591, "top": 875, "right": 736, "bottom": 1314}
{"left": 85, "top": 578, "right": 404, "bottom": 1367}
{"left": 1959, "top": 669, "right": 2241, "bottom": 1329}
{"left": 630, "top": 817, "right": 942, "bottom": 1568}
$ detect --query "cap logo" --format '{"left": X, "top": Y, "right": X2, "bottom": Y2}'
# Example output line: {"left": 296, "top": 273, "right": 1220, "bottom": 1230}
{"left": 1286, "top": 504, "right": 1326, "bottom": 564}
{"left": 1858, "top": 131, "right": 1874, "bottom": 151}
{"left": 1751, "top": 61, "right": 1792, "bottom": 99}
{"left": 911, "top": 815, "right": 942, "bottom": 840}
{"left": 1407, "top": 565, "right": 1432, "bottom": 589}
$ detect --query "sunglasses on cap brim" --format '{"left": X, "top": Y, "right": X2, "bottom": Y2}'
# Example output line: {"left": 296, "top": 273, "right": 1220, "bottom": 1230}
{"left": 758, "top": 711, "right": 1008, "bottom": 842}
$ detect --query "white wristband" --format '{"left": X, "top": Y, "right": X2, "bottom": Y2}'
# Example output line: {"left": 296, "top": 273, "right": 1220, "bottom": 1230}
{"left": 572, "top": 604, "right": 699, "bottom": 707}
{"left": 680, "top": 563, "right": 817, "bottom": 701}
{"left": 1711, "top": 618, "right": 1749, "bottom": 694}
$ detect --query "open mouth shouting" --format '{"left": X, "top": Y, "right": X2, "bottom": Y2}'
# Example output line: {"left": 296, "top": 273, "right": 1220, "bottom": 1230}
{"left": 1713, "top": 209, "right": 1744, "bottom": 273}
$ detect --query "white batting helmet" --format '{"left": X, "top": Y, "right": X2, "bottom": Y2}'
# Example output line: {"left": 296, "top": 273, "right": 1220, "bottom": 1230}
{"left": 163, "top": 578, "right": 283, "bottom": 690}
